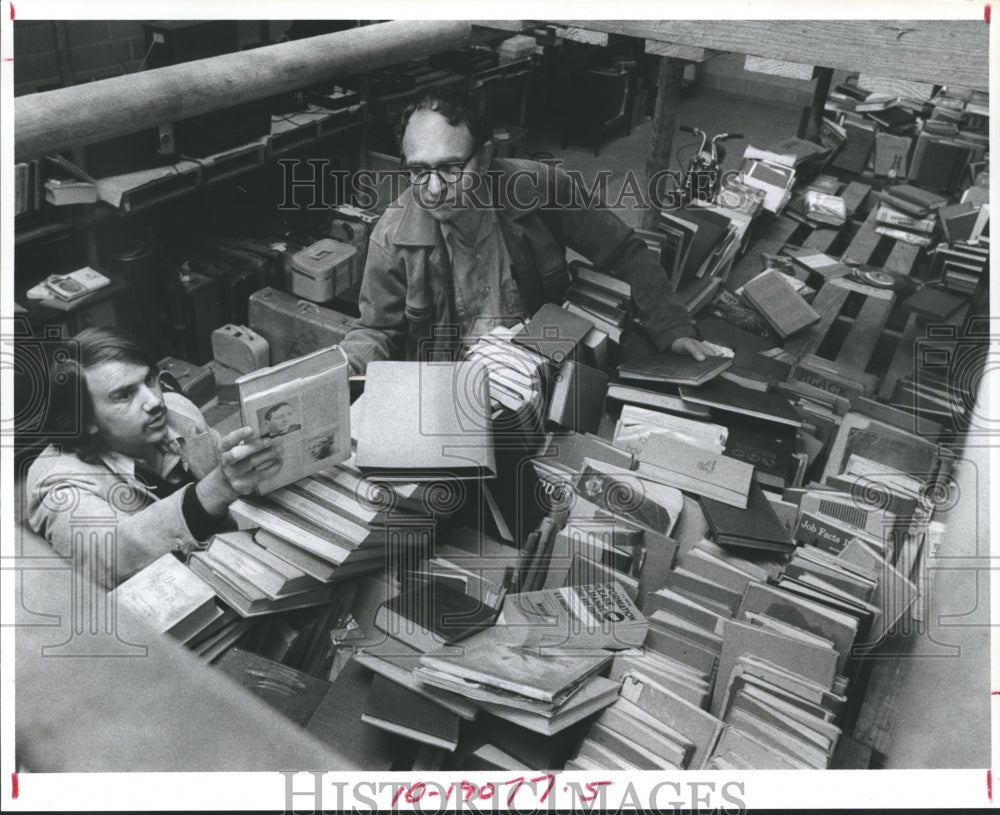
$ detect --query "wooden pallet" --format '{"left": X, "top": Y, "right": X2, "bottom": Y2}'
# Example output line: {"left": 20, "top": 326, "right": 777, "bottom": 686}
{"left": 784, "top": 275, "right": 897, "bottom": 370}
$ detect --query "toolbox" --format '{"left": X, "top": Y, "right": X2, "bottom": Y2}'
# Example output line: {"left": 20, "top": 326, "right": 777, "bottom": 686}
{"left": 290, "top": 238, "right": 358, "bottom": 302}
{"left": 248, "top": 286, "right": 355, "bottom": 364}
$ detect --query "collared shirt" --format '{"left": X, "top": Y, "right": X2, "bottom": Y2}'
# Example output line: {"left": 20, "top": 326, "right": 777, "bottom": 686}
{"left": 439, "top": 207, "right": 525, "bottom": 343}
{"left": 99, "top": 424, "right": 188, "bottom": 496}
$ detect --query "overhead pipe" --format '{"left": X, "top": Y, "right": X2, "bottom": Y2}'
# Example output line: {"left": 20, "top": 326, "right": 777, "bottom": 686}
{"left": 15, "top": 19, "right": 472, "bottom": 161}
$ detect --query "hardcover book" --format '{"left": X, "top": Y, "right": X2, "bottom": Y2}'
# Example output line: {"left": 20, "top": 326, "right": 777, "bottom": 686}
{"left": 375, "top": 574, "right": 501, "bottom": 653}
{"left": 361, "top": 674, "right": 461, "bottom": 751}
{"left": 236, "top": 345, "right": 351, "bottom": 494}
{"left": 741, "top": 270, "right": 821, "bottom": 339}
{"left": 617, "top": 352, "right": 733, "bottom": 387}
{"left": 499, "top": 582, "right": 648, "bottom": 649}
{"left": 355, "top": 360, "right": 497, "bottom": 479}
{"left": 111, "top": 553, "right": 218, "bottom": 643}
{"left": 416, "top": 626, "right": 613, "bottom": 706}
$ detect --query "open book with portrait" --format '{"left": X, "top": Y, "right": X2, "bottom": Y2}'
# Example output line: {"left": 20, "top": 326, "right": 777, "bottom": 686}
{"left": 236, "top": 344, "right": 351, "bottom": 494}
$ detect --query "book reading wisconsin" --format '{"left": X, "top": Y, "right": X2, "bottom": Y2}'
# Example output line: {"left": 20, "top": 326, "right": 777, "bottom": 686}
{"left": 281, "top": 773, "right": 748, "bottom": 813}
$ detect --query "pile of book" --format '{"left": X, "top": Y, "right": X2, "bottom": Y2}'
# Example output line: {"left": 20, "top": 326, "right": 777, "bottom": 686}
{"left": 465, "top": 324, "right": 548, "bottom": 422}
{"left": 872, "top": 182, "right": 949, "bottom": 246}
{"left": 657, "top": 206, "right": 741, "bottom": 312}
{"left": 111, "top": 552, "right": 249, "bottom": 661}
{"left": 411, "top": 581, "right": 645, "bottom": 736}
{"left": 25, "top": 266, "right": 112, "bottom": 310}
{"left": 199, "top": 453, "right": 439, "bottom": 615}
{"left": 736, "top": 150, "right": 796, "bottom": 214}
{"left": 562, "top": 264, "right": 632, "bottom": 351}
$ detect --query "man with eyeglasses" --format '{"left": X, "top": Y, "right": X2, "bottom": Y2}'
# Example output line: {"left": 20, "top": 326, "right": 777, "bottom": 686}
{"left": 339, "top": 88, "right": 714, "bottom": 374}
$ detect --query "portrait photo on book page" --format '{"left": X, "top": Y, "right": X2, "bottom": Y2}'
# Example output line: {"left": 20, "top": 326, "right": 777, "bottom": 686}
{"left": 1, "top": 2, "right": 995, "bottom": 813}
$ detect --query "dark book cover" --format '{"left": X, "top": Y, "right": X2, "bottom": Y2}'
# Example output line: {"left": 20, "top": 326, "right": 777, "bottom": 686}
{"left": 699, "top": 481, "right": 793, "bottom": 553}
{"left": 696, "top": 317, "right": 779, "bottom": 356}
{"left": 376, "top": 575, "right": 499, "bottom": 650}
{"left": 829, "top": 120, "right": 875, "bottom": 174}
{"left": 679, "top": 379, "right": 803, "bottom": 428}
{"left": 361, "top": 674, "right": 461, "bottom": 750}
{"left": 305, "top": 658, "right": 402, "bottom": 770}
{"left": 513, "top": 302, "right": 595, "bottom": 363}
{"left": 724, "top": 418, "right": 798, "bottom": 486}
{"left": 547, "top": 359, "right": 610, "bottom": 434}
{"left": 741, "top": 271, "right": 821, "bottom": 340}
{"left": 214, "top": 648, "right": 330, "bottom": 727}
{"left": 865, "top": 106, "right": 915, "bottom": 132}
{"left": 677, "top": 207, "right": 734, "bottom": 284}
{"left": 617, "top": 352, "right": 733, "bottom": 387}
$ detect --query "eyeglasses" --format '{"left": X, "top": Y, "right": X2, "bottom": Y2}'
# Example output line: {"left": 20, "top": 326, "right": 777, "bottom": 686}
{"left": 402, "top": 150, "right": 476, "bottom": 185}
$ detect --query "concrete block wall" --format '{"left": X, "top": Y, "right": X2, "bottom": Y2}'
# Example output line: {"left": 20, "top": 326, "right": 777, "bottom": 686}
{"left": 696, "top": 52, "right": 817, "bottom": 110}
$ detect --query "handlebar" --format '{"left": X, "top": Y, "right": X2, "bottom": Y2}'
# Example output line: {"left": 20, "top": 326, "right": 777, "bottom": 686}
{"left": 679, "top": 126, "right": 743, "bottom": 142}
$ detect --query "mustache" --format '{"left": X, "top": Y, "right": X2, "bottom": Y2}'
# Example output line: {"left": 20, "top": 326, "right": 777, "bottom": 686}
{"left": 145, "top": 407, "right": 166, "bottom": 426}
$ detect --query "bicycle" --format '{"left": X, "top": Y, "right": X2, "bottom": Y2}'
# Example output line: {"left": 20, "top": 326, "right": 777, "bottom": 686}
{"left": 674, "top": 125, "right": 743, "bottom": 206}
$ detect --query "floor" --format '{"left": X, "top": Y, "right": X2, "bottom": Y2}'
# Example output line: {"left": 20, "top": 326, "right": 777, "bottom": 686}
{"left": 527, "top": 85, "right": 991, "bottom": 769}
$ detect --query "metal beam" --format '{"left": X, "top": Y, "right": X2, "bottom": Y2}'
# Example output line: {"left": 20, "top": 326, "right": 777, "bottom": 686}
{"left": 15, "top": 20, "right": 472, "bottom": 161}
{"left": 551, "top": 20, "right": 988, "bottom": 90}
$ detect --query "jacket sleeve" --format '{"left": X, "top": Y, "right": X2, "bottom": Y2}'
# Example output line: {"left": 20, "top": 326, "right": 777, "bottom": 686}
{"left": 26, "top": 452, "right": 202, "bottom": 588}
{"left": 542, "top": 166, "right": 696, "bottom": 350}
{"left": 338, "top": 236, "right": 408, "bottom": 375}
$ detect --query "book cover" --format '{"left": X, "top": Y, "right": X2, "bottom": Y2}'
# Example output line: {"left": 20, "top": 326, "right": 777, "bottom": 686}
{"left": 375, "top": 575, "right": 500, "bottom": 652}
{"left": 417, "top": 626, "right": 612, "bottom": 705}
{"left": 617, "top": 352, "right": 733, "bottom": 387}
{"left": 499, "top": 582, "right": 647, "bottom": 649}
{"left": 237, "top": 345, "right": 350, "bottom": 494}
{"left": 355, "top": 360, "right": 497, "bottom": 478}
{"left": 361, "top": 674, "right": 461, "bottom": 751}
{"left": 741, "top": 270, "right": 821, "bottom": 339}
{"left": 513, "top": 302, "right": 596, "bottom": 363}
{"left": 699, "top": 480, "right": 794, "bottom": 554}
{"left": 872, "top": 132, "right": 912, "bottom": 178}
{"left": 111, "top": 553, "right": 217, "bottom": 642}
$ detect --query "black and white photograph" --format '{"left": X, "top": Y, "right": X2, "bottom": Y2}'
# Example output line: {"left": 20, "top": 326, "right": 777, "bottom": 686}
{"left": 257, "top": 398, "right": 304, "bottom": 439}
{"left": 2, "top": 4, "right": 994, "bottom": 812}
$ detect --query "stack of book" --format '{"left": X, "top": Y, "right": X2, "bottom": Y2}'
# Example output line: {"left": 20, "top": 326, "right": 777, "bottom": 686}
{"left": 930, "top": 241, "right": 989, "bottom": 296}
{"left": 465, "top": 324, "right": 548, "bottom": 421}
{"left": 210, "top": 453, "right": 440, "bottom": 616}
{"left": 712, "top": 178, "right": 768, "bottom": 251}
{"left": 562, "top": 264, "right": 631, "bottom": 350}
{"left": 873, "top": 202, "right": 938, "bottom": 246}
{"left": 414, "top": 621, "right": 622, "bottom": 735}
{"left": 190, "top": 529, "right": 350, "bottom": 618}
{"left": 907, "top": 130, "right": 981, "bottom": 195}
{"left": 657, "top": 206, "right": 741, "bottom": 304}
{"left": 25, "top": 266, "right": 112, "bottom": 311}
{"left": 112, "top": 553, "right": 232, "bottom": 648}
{"left": 568, "top": 669, "right": 724, "bottom": 769}
{"left": 736, "top": 152, "right": 796, "bottom": 214}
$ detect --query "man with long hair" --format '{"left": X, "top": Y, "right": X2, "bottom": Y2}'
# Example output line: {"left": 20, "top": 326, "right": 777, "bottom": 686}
{"left": 25, "top": 326, "right": 281, "bottom": 587}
